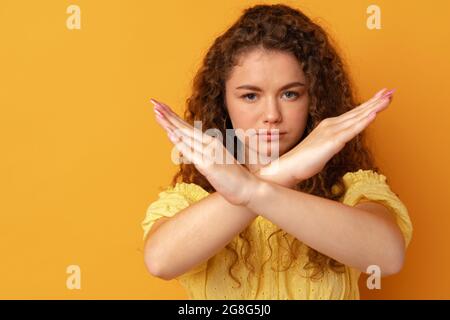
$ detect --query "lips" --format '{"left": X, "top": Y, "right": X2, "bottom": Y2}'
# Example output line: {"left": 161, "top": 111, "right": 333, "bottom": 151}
{"left": 256, "top": 132, "right": 286, "bottom": 141}
{"left": 256, "top": 129, "right": 286, "bottom": 135}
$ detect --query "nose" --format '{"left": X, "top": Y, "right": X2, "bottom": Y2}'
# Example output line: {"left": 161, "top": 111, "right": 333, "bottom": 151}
{"left": 262, "top": 99, "right": 282, "bottom": 125}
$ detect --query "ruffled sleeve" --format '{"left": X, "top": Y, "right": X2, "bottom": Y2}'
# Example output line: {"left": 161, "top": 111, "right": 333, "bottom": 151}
{"left": 339, "top": 169, "right": 413, "bottom": 249}
{"left": 141, "top": 182, "right": 211, "bottom": 279}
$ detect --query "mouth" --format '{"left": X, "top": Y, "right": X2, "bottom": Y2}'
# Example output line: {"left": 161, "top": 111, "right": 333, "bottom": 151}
{"left": 256, "top": 132, "right": 287, "bottom": 141}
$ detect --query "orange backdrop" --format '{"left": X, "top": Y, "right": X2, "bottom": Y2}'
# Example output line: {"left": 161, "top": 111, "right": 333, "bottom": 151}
{"left": 1, "top": 0, "right": 449, "bottom": 299}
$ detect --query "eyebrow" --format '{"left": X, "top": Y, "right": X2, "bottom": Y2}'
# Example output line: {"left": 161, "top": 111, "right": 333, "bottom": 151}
{"left": 235, "top": 81, "right": 305, "bottom": 92}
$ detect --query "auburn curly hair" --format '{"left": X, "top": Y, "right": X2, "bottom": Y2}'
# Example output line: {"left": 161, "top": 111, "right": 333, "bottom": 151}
{"left": 169, "top": 3, "right": 381, "bottom": 287}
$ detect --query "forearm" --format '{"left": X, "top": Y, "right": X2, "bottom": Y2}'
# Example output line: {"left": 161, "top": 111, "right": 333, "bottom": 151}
{"left": 145, "top": 168, "right": 299, "bottom": 280}
{"left": 144, "top": 189, "right": 259, "bottom": 280}
{"left": 246, "top": 180, "right": 404, "bottom": 275}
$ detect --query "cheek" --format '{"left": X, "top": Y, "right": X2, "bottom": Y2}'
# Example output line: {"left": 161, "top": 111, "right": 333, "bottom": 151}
{"left": 285, "top": 108, "right": 308, "bottom": 133}
{"left": 228, "top": 108, "right": 259, "bottom": 130}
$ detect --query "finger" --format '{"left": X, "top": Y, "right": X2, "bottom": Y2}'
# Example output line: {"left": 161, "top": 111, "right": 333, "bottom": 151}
{"left": 172, "top": 129, "right": 224, "bottom": 164}
{"left": 334, "top": 88, "right": 392, "bottom": 124}
{"left": 151, "top": 100, "right": 194, "bottom": 138}
{"left": 151, "top": 100, "right": 213, "bottom": 145}
{"left": 329, "top": 90, "right": 396, "bottom": 144}
{"left": 153, "top": 104, "right": 204, "bottom": 143}
{"left": 365, "top": 88, "right": 394, "bottom": 107}
{"left": 158, "top": 118, "right": 215, "bottom": 146}
{"left": 154, "top": 107, "right": 218, "bottom": 161}
{"left": 167, "top": 130, "right": 197, "bottom": 165}
{"left": 151, "top": 99, "right": 192, "bottom": 131}
{"left": 335, "top": 90, "right": 394, "bottom": 125}
{"left": 168, "top": 131, "right": 213, "bottom": 167}
{"left": 337, "top": 110, "right": 378, "bottom": 145}
{"left": 340, "top": 95, "right": 391, "bottom": 130}
{"left": 151, "top": 99, "right": 227, "bottom": 164}
{"left": 173, "top": 125, "right": 216, "bottom": 146}
{"left": 363, "top": 88, "right": 395, "bottom": 110}
{"left": 346, "top": 89, "right": 386, "bottom": 114}
{"left": 154, "top": 110, "right": 177, "bottom": 133}
{"left": 374, "top": 88, "right": 388, "bottom": 99}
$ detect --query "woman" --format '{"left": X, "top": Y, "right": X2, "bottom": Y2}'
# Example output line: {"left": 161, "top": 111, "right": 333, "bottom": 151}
{"left": 142, "top": 3, "right": 413, "bottom": 299}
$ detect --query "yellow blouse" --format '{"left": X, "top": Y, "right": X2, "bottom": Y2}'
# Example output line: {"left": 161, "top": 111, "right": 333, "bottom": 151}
{"left": 141, "top": 169, "right": 413, "bottom": 300}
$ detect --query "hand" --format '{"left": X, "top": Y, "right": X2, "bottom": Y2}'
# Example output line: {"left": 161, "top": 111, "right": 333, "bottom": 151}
{"left": 150, "top": 98, "right": 260, "bottom": 207}
{"left": 259, "top": 88, "right": 396, "bottom": 183}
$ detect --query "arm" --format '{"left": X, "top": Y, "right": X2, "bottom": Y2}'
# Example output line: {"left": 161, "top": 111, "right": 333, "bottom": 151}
{"left": 146, "top": 102, "right": 299, "bottom": 280}
{"left": 145, "top": 90, "right": 398, "bottom": 279}
{"left": 144, "top": 168, "right": 296, "bottom": 280}
{"left": 144, "top": 191, "right": 257, "bottom": 280}
{"left": 245, "top": 180, "right": 406, "bottom": 277}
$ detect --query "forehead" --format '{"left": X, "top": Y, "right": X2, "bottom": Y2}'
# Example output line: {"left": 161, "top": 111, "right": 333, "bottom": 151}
{"left": 227, "top": 48, "right": 306, "bottom": 85}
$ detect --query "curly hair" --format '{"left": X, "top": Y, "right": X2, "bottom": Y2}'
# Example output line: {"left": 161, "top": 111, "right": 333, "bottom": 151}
{"left": 169, "top": 3, "right": 381, "bottom": 287}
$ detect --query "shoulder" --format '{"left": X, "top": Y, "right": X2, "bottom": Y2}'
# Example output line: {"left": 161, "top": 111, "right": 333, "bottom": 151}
{"left": 335, "top": 168, "right": 394, "bottom": 202}
{"left": 342, "top": 169, "right": 388, "bottom": 186}
{"left": 148, "top": 182, "right": 211, "bottom": 210}
{"left": 163, "top": 182, "right": 210, "bottom": 203}
{"left": 331, "top": 169, "right": 388, "bottom": 196}
{"left": 335, "top": 169, "right": 413, "bottom": 248}
{"left": 141, "top": 182, "right": 211, "bottom": 241}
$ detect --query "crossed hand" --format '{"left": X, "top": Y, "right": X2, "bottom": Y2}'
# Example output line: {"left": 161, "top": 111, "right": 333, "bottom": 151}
{"left": 150, "top": 88, "right": 395, "bottom": 206}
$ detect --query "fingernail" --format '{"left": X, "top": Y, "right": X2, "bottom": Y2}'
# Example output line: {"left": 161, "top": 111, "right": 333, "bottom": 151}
{"left": 375, "top": 88, "right": 388, "bottom": 98}
{"left": 154, "top": 107, "right": 164, "bottom": 117}
{"left": 381, "top": 88, "right": 396, "bottom": 99}
{"left": 151, "top": 98, "right": 166, "bottom": 110}
{"left": 386, "top": 88, "right": 396, "bottom": 95}
{"left": 156, "top": 101, "right": 168, "bottom": 111}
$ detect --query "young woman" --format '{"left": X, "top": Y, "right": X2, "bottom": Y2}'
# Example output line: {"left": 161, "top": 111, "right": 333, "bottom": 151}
{"left": 142, "top": 4, "right": 413, "bottom": 300}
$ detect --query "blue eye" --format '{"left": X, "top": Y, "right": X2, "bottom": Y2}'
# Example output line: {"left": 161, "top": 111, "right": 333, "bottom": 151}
{"left": 283, "top": 91, "right": 299, "bottom": 99}
{"left": 240, "top": 91, "right": 300, "bottom": 102}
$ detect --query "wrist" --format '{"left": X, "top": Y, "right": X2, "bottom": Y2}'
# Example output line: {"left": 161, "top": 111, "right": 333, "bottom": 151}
{"left": 245, "top": 178, "right": 272, "bottom": 211}
{"left": 255, "top": 162, "right": 300, "bottom": 189}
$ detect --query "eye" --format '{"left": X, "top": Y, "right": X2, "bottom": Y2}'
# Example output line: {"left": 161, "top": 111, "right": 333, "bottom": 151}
{"left": 283, "top": 91, "right": 299, "bottom": 100}
{"left": 240, "top": 91, "right": 300, "bottom": 102}
{"left": 241, "top": 93, "right": 258, "bottom": 102}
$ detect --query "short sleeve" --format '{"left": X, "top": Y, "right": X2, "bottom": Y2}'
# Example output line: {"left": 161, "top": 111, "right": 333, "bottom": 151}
{"left": 339, "top": 169, "right": 413, "bottom": 249}
{"left": 141, "top": 182, "right": 211, "bottom": 279}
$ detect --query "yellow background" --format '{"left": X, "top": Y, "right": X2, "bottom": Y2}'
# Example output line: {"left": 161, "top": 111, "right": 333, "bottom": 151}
{"left": 1, "top": 0, "right": 449, "bottom": 299}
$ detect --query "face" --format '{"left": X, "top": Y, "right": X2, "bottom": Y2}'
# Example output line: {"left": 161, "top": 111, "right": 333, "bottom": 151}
{"left": 224, "top": 48, "right": 310, "bottom": 169}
